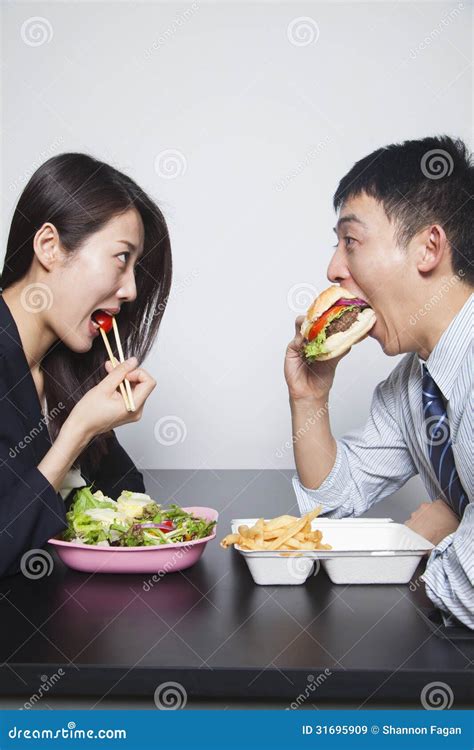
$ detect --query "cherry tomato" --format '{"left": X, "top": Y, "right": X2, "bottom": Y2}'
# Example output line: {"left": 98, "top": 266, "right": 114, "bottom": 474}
{"left": 92, "top": 310, "right": 113, "bottom": 333}
{"left": 158, "top": 520, "right": 175, "bottom": 531}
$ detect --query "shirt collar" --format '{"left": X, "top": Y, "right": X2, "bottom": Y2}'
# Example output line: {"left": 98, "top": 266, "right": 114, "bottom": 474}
{"left": 417, "top": 293, "right": 473, "bottom": 401}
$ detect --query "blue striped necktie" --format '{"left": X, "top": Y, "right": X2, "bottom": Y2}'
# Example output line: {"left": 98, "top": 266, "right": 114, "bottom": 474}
{"left": 421, "top": 364, "right": 468, "bottom": 518}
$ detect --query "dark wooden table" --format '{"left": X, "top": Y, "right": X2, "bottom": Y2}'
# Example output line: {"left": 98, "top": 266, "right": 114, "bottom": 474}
{"left": 1, "top": 471, "right": 472, "bottom": 706}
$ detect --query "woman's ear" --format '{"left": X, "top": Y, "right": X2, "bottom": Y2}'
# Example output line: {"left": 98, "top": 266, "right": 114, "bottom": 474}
{"left": 416, "top": 224, "right": 448, "bottom": 275}
{"left": 32, "top": 222, "right": 62, "bottom": 272}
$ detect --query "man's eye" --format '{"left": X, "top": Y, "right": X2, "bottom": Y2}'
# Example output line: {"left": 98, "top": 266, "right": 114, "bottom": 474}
{"left": 332, "top": 237, "right": 356, "bottom": 250}
{"left": 344, "top": 236, "right": 356, "bottom": 250}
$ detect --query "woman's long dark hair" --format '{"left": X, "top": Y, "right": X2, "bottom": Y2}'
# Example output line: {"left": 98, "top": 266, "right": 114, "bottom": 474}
{"left": 1, "top": 153, "right": 172, "bottom": 472}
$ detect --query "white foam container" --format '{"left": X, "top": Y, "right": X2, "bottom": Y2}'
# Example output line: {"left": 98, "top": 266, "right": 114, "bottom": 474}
{"left": 231, "top": 518, "right": 434, "bottom": 585}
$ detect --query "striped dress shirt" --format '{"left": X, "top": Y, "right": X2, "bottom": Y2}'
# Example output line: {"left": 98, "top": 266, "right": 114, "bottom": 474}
{"left": 292, "top": 294, "right": 473, "bottom": 628}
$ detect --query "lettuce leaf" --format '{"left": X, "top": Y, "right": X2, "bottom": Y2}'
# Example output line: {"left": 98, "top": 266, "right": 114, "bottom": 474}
{"left": 69, "top": 486, "right": 116, "bottom": 514}
{"left": 303, "top": 305, "right": 357, "bottom": 362}
{"left": 303, "top": 330, "right": 328, "bottom": 361}
{"left": 60, "top": 488, "right": 216, "bottom": 547}
{"left": 67, "top": 512, "right": 110, "bottom": 545}
{"left": 63, "top": 486, "right": 118, "bottom": 541}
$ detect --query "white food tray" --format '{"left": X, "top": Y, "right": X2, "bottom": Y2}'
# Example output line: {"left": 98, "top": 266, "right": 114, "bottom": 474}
{"left": 231, "top": 517, "right": 434, "bottom": 585}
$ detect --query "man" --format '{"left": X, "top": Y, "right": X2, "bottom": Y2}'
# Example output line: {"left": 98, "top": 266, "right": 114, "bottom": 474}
{"left": 285, "top": 135, "right": 473, "bottom": 628}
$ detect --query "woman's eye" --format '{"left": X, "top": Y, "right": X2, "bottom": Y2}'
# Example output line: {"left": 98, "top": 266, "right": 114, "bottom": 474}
{"left": 117, "top": 252, "right": 130, "bottom": 264}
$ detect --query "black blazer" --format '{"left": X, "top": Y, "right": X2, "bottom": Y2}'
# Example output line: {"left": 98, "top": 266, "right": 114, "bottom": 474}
{"left": 0, "top": 294, "right": 145, "bottom": 577}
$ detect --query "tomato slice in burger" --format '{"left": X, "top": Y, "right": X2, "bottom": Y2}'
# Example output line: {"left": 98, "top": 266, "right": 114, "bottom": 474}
{"left": 307, "top": 305, "right": 347, "bottom": 342}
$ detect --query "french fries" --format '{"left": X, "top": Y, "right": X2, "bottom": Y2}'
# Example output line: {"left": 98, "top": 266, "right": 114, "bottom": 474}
{"left": 220, "top": 508, "right": 332, "bottom": 552}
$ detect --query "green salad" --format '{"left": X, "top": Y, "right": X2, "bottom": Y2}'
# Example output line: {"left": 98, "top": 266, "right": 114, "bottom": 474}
{"left": 61, "top": 486, "right": 216, "bottom": 547}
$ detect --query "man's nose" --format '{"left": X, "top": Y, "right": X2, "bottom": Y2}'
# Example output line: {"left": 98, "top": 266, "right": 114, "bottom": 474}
{"left": 327, "top": 246, "right": 351, "bottom": 285}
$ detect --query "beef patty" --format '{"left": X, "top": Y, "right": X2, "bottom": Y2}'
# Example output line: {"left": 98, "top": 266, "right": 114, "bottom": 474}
{"left": 325, "top": 307, "right": 363, "bottom": 337}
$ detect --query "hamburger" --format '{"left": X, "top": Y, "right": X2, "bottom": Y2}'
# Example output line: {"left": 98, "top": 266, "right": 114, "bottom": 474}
{"left": 300, "top": 286, "right": 376, "bottom": 362}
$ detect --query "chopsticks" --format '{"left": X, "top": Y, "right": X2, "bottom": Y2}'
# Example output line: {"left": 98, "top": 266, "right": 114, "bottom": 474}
{"left": 112, "top": 317, "right": 136, "bottom": 411}
{"left": 98, "top": 318, "right": 136, "bottom": 412}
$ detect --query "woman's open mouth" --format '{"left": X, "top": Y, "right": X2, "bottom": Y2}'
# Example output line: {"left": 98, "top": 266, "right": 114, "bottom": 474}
{"left": 88, "top": 317, "right": 101, "bottom": 337}
{"left": 88, "top": 308, "right": 118, "bottom": 336}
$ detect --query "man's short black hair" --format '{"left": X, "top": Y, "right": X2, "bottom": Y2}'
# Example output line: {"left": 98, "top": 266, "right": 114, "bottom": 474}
{"left": 333, "top": 135, "right": 473, "bottom": 285}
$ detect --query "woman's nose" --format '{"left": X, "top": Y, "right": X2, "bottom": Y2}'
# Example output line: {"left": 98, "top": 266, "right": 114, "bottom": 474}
{"left": 118, "top": 270, "right": 137, "bottom": 303}
{"left": 327, "top": 246, "right": 351, "bottom": 285}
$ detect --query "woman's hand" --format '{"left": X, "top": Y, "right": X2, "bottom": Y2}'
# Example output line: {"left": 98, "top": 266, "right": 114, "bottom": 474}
{"left": 67, "top": 357, "right": 157, "bottom": 441}
{"left": 284, "top": 316, "right": 350, "bottom": 402}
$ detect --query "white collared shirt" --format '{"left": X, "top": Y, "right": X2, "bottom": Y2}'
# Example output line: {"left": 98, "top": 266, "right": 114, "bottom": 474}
{"left": 292, "top": 294, "right": 473, "bottom": 628}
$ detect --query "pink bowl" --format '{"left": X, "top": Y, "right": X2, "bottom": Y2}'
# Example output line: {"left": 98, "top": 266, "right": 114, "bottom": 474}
{"left": 48, "top": 506, "right": 218, "bottom": 575}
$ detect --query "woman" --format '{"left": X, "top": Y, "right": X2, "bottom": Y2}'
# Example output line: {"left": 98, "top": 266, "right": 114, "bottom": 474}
{"left": 0, "top": 153, "right": 172, "bottom": 576}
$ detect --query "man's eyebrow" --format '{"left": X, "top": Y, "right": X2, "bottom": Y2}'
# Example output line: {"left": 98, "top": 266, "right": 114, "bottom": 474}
{"left": 332, "top": 215, "right": 368, "bottom": 234}
{"left": 117, "top": 239, "right": 143, "bottom": 257}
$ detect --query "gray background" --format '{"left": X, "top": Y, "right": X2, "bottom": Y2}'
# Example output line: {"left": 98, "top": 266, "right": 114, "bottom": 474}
{"left": 1, "top": 1, "right": 472, "bottom": 520}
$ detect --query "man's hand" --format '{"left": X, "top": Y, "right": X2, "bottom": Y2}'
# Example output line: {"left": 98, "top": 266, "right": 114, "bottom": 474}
{"left": 405, "top": 499, "right": 459, "bottom": 546}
